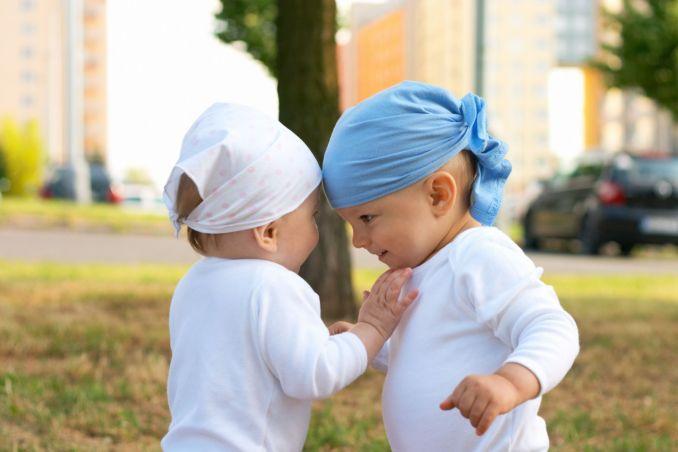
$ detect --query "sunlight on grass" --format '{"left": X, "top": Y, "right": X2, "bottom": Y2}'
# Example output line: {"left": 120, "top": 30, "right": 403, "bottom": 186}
{"left": 0, "top": 260, "right": 188, "bottom": 284}
{"left": 0, "top": 198, "right": 170, "bottom": 235}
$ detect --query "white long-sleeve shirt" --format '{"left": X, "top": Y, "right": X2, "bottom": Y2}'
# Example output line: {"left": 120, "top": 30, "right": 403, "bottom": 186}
{"left": 379, "top": 226, "right": 579, "bottom": 451}
{"left": 161, "top": 258, "right": 367, "bottom": 451}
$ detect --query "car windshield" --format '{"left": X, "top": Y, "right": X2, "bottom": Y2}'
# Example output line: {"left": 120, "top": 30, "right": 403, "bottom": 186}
{"left": 626, "top": 158, "right": 678, "bottom": 184}
{"left": 569, "top": 163, "right": 603, "bottom": 179}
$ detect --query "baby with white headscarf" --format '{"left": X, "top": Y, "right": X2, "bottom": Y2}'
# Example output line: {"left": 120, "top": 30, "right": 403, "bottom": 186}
{"left": 160, "top": 103, "right": 417, "bottom": 451}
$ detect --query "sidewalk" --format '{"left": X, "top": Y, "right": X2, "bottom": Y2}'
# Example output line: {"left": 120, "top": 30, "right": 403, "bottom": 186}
{"left": 1, "top": 227, "right": 677, "bottom": 274}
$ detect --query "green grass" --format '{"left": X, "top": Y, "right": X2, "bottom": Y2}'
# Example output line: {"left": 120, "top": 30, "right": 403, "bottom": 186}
{"left": 0, "top": 262, "right": 676, "bottom": 450}
{"left": 0, "top": 197, "right": 171, "bottom": 235}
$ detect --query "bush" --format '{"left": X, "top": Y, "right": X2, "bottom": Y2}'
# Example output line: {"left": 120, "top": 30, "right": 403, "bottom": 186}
{"left": 0, "top": 117, "right": 44, "bottom": 196}
{"left": 0, "top": 142, "right": 7, "bottom": 180}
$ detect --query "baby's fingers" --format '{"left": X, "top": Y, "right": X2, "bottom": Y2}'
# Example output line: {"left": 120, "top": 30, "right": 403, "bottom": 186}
{"left": 439, "top": 396, "right": 455, "bottom": 411}
{"left": 469, "top": 397, "right": 490, "bottom": 428}
{"left": 386, "top": 268, "right": 413, "bottom": 300}
{"left": 375, "top": 268, "right": 409, "bottom": 306}
{"left": 439, "top": 382, "right": 465, "bottom": 411}
{"left": 475, "top": 404, "right": 500, "bottom": 436}
{"left": 369, "top": 269, "right": 395, "bottom": 301}
{"left": 399, "top": 289, "right": 419, "bottom": 309}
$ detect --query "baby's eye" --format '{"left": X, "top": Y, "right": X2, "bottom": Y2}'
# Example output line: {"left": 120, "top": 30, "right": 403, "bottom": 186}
{"left": 359, "top": 214, "right": 374, "bottom": 224}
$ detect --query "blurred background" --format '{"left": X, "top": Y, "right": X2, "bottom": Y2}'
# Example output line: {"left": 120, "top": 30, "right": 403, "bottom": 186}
{"left": 0, "top": 0, "right": 676, "bottom": 450}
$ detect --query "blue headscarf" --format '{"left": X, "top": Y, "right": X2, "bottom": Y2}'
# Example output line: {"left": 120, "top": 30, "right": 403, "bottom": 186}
{"left": 322, "top": 81, "right": 511, "bottom": 225}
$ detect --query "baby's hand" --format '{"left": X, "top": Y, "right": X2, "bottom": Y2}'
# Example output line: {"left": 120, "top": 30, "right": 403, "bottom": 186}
{"left": 439, "top": 374, "right": 520, "bottom": 436}
{"left": 328, "top": 321, "right": 354, "bottom": 335}
{"left": 357, "top": 268, "right": 418, "bottom": 340}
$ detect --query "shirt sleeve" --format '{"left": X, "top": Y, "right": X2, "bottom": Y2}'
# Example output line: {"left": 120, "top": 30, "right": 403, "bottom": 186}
{"left": 453, "top": 238, "right": 580, "bottom": 395}
{"left": 254, "top": 270, "right": 368, "bottom": 400}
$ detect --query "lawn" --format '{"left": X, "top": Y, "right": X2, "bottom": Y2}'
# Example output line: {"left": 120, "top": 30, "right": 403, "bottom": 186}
{"left": 0, "top": 198, "right": 170, "bottom": 235}
{"left": 0, "top": 261, "right": 676, "bottom": 451}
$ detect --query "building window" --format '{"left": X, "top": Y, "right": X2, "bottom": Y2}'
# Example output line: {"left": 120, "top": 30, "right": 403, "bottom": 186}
{"left": 21, "top": 23, "right": 36, "bottom": 35}
{"left": 20, "top": 71, "right": 35, "bottom": 82}
{"left": 20, "top": 0, "right": 36, "bottom": 11}
{"left": 21, "top": 95, "right": 34, "bottom": 107}
{"left": 20, "top": 47, "right": 34, "bottom": 58}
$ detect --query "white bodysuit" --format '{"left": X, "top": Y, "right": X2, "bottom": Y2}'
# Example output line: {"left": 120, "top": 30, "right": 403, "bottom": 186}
{"left": 378, "top": 227, "right": 579, "bottom": 451}
{"left": 162, "top": 258, "right": 367, "bottom": 451}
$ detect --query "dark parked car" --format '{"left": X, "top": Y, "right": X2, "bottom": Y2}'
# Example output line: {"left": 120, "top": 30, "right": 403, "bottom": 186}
{"left": 522, "top": 153, "right": 678, "bottom": 255}
{"left": 40, "top": 164, "right": 123, "bottom": 204}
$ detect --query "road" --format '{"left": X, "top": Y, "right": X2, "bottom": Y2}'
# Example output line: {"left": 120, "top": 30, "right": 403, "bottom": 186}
{"left": 1, "top": 228, "right": 677, "bottom": 275}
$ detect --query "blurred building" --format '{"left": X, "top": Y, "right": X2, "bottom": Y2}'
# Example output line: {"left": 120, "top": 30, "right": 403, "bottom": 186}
{"left": 552, "top": 0, "right": 675, "bottom": 155}
{"left": 556, "top": 0, "right": 598, "bottom": 65}
{"left": 596, "top": 0, "right": 675, "bottom": 154}
{"left": 338, "top": 0, "right": 406, "bottom": 110}
{"left": 82, "top": 0, "right": 107, "bottom": 160}
{"left": 406, "top": 0, "right": 476, "bottom": 98}
{"left": 483, "top": 0, "right": 558, "bottom": 189}
{"left": 339, "top": 0, "right": 558, "bottom": 194}
{"left": 0, "top": 0, "right": 107, "bottom": 164}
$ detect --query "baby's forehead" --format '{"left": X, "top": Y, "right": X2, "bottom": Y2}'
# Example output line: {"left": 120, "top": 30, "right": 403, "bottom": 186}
{"left": 336, "top": 187, "right": 416, "bottom": 215}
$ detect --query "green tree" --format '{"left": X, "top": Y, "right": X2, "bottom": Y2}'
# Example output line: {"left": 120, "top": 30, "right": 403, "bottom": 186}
{"left": 215, "top": 0, "right": 277, "bottom": 76}
{"left": 597, "top": 0, "right": 678, "bottom": 119}
{"left": 0, "top": 141, "right": 7, "bottom": 182}
{"left": 215, "top": 0, "right": 356, "bottom": 319}
{"left": 0, "top": 143, "right": 9, "bottom": 195}
{"left": 0, "top": 118, "right": 44, "bottom": 197}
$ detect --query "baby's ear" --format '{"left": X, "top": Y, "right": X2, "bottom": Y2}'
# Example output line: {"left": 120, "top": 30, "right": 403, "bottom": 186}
{"left": 252, "top": 221, "right": 279, "bottom": 253}
{"left": 426, "top": 171, "right": 457, "bottom": 215}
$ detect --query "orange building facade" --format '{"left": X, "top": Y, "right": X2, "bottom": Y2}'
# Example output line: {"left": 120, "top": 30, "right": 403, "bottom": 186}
{"left": 355, "top": 9, "right": 406, "bottom": 103}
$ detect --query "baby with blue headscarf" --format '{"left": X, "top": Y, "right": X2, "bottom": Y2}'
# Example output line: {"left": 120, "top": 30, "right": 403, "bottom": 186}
{"left": 323, "top": 81, "right": 579, "bottom": 450}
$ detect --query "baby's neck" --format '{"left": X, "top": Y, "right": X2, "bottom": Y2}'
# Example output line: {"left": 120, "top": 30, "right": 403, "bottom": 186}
{"left": 425, "top": 212, "right": 480, "bottom": 263}
{"left": 202, "top": 230, "right": 263, "bottom": 260}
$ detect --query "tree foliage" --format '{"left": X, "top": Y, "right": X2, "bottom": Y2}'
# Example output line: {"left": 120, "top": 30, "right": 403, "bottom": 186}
{"left": 597, "top": 0, "right": 678, "bottom": 119}
{"left": 214, "top": 0, "right": 277, "bottom": 76}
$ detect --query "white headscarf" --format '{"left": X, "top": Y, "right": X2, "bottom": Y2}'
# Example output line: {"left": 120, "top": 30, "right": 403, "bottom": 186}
{"left": 163, "top": 103, "right": 322, "bottom": 237}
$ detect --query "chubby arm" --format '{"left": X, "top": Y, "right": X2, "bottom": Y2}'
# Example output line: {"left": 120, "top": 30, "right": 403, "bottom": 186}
{"left": 440, "top": 239, "right": 579, "bottom": 435}
{"left": 330, "top": 323, "right": 390, "bottom": 373}
{"left": 259, "top": 268, "right": 416, "bottom": 400}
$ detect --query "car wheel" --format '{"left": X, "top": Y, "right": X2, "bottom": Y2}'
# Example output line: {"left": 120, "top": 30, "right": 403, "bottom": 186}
{"left": 579, "top": 216, "right": 601, "bottom": 255}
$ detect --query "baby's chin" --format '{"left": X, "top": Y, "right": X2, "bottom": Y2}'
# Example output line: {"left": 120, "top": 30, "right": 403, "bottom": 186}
{"left": 383, "top": 255, "right": 423, "bottom": 270}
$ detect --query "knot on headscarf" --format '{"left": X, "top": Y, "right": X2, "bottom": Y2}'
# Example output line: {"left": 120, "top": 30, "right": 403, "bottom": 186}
{"left": 322, "top": 81, "right": 511, "bottom": 225}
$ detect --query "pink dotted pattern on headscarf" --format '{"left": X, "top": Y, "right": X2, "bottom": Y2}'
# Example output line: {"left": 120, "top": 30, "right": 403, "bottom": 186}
{"left": 163, "top": 103, "right": 322, "bottom": 237}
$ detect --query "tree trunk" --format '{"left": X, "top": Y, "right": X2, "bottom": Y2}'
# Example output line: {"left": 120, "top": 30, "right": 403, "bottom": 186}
{"left": 276, "top": 0, "right": 356, "bottom": 319}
